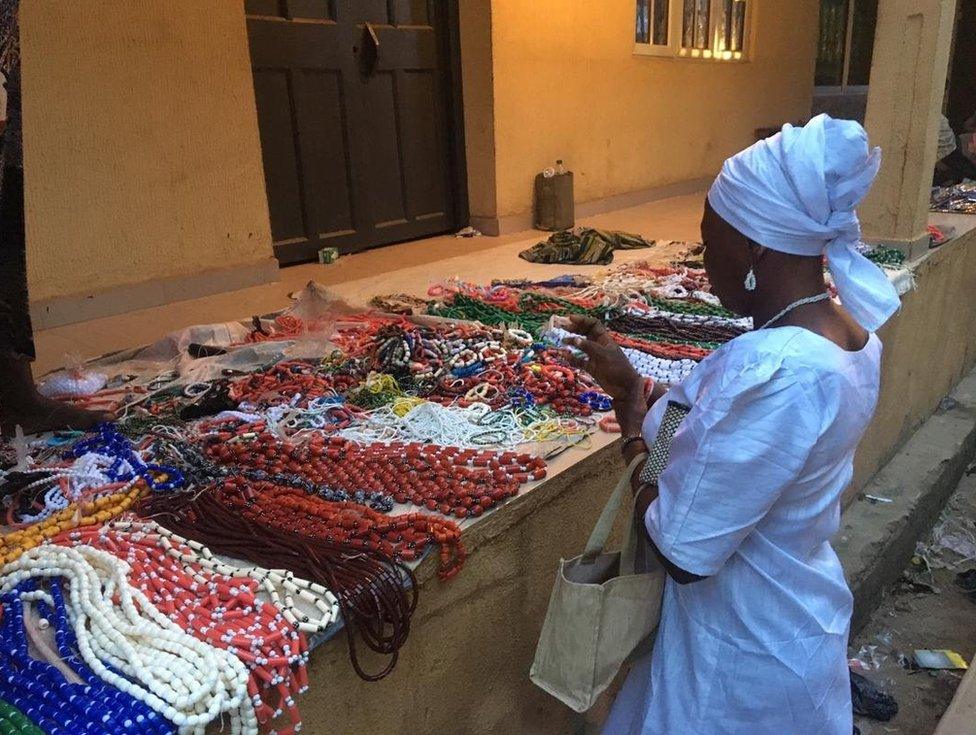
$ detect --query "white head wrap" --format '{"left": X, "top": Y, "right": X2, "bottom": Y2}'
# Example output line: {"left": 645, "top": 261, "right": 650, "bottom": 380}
{"left": 707, "top": 113, "right": 900, "bottom": 332}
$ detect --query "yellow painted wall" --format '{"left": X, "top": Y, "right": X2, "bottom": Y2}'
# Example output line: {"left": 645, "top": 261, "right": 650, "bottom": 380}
{"left": 20, "top": 0, "right": 275, "bottom": 303}
{"left": 459, "top": 0, "right": 498, "bottom": 222}
{"left": 488, "top": 0, "right": 821, "bottom": 217}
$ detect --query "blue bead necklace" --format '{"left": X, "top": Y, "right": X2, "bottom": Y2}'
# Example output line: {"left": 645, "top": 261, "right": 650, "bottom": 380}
{"left": 68, "top": 423, "right": 184, "bottom": 492}
{"left": 0, "top": 579, "right": 175, "bottom": 735}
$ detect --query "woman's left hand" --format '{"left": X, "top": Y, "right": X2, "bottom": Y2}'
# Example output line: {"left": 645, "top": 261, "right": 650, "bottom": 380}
{"left": 561, "top": 315, "right": 643, "bottom": 402}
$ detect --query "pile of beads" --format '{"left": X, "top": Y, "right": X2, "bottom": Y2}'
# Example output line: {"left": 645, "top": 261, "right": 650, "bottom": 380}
{"left": 337, "top": 399, "right": 531, "bottom": 450}
{"left": 140, "top": 489, "right": 417, "bottom": 682}
{"left": 66, "top": 422, "right": 182, "bottom": 491}
{"left": 0, "top": 544, "right": 256, "bottom": 734}
{"left": 607, "top": 312, "right": 747, "bottom": 345}
{"left": 3, "top": 424, "right": 179, "bottom": 527}
{"left": 146, "top": 433, "right": 397, "bottom": 512}
{"left": 205, "top": 432, "right": 546, "bottom": 520}
{"left": 578, "top": 391, "right": 612, "bottom": 412}
{"left": 229, "top": 361, "right": 359, "bottom": 407}
{"left": 0, "top": 482, "right": 146, "bottom": 565}
{"left": 54, "top": 524, "right": 316, "bottom": 734}
{"left": 214, "top": 476, "right": 466, "bottom": 576}
{"left": 108, "top": 519, "right": 340, "bottom": 635}
{"left": 620, "top": 304, "right": 753, "bottom": 331}
{"left": 0, "top": 579, "right": 176, "bottom": 735}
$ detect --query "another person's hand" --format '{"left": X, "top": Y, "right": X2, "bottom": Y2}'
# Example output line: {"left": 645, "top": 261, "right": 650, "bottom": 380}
{"left": 561, "top": 315, "right": 643, "bottom": 401}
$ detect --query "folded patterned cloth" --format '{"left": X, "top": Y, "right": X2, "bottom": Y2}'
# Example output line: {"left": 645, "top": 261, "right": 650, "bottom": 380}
{"left": 519, "top": 228, "right": 652, "bottom": 265}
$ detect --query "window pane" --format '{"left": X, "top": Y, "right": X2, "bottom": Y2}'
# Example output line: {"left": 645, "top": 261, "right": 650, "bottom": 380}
{"left": 815, "top": 0, "right": 849, "bottom": 86}
{"left": 636, "top": 0, "right": 651, "bottom": 43}
{"left": 848, "top": 0, "right": 878, "bottom": 85}
{"left": 731, "top": 0, "right": 746, "bottom": 52}
{"left": 682, "top": 0, "right": 695, "bottom": 47}
{"left": 652, "top": 0, "right": 670, "bottom": 45}
{"left": 694, "top": 0, "right": 710, "bottom": 49}
{"left": 719, "top": 0, "right": 733, "bottom": 51}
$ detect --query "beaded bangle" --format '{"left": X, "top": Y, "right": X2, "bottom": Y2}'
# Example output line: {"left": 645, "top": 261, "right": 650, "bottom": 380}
{"left": 620, "top": 435, "right": 645, "bottom": 454}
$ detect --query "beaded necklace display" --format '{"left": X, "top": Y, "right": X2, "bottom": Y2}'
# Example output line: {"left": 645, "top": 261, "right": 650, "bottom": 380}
{"left": 205, "top": 432, "right": 546, "bottom": 520}
{"left": 607, "top": 312, "right": 747, "bottom": 345}
{"left": 108, "top": 519, "right": 340, "bottom": 635}
{"left": 229, "top": 361, "right": 359, "bottom": 407}
{"left": 0, "top": 579, "right": 175, "bottom": 735}
{"left": 0, "top": 482, "right": 145, "bottom": 565}
{"left": 1, "top": 424, "right": 181, "bottom": 527}
{"left": 147, "top": 431, "right": 396, "bottom": 513}
{"left": 0, "top": 698, "right": 43, "bottom": 735}
{"left": 214, "top": 477, "right": 466, "bottom": 576}
{"left": 54, "top": 525, "right": 313, "bottom": 735}
{"left": 141, "top": 490, "right": 417, "bottom": 681}
{"left": 0, "top": 545, "right": 256, "bottom": 734}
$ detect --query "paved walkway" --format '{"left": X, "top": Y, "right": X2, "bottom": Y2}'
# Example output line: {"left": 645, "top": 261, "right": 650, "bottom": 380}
{"left": 33, "top": 193, "right": 707, "bottom": 376}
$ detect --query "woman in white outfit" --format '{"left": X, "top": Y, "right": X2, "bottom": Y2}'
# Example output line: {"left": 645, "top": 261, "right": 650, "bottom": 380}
{"left": 566, "top": 115, "right": 901, "bottom": 735}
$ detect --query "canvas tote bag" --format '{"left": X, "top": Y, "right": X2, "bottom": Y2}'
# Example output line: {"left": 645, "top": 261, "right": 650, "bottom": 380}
{"left": 529, "top": 452, "right": 666, "bottom": 712}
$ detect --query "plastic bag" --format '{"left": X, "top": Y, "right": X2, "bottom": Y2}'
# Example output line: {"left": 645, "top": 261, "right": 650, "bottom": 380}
{"left": 850, "top": 670, "right": 898, "bottom": 721}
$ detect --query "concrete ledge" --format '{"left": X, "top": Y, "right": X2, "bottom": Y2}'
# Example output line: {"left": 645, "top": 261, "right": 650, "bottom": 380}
{"left": 837, "top": 368, "right": 976, "bottom": 634}
{"left": 934, "top": 657, "right": 976, "bottom": 734}
{"left": 30, "top": 257, "right": 280, "bottom": 329}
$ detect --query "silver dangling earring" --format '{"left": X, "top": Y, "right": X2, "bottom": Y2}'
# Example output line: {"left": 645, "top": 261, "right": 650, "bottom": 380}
{"left": 744, "top": 267, "right": 757, "bottom": 292}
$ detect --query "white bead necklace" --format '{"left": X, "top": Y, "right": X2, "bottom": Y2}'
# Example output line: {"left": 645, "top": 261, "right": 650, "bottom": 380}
{"left": 620, "top": 346, "right": 699, "bottom": 385}
{"left": 110, "top": 519, "right": 341, "bottom": 635}
{"left": 0, "top": 545, "right": 257, "bottom": 735}
{"left": 757, "top": 293, "right": 831, "bottom": 331}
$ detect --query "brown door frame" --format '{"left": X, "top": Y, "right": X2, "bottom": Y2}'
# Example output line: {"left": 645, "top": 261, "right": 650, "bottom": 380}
{"left": 247, "top": 0, "right": 469, "bottom": 265}
{"left": 441, "top": 0, "right": 470, "bottom": 235}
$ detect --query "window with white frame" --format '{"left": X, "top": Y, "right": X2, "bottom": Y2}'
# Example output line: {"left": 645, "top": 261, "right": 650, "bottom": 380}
{"left": 814, "top": 0, "right": 878, "bottom": 89}
{"left": 635, "top": 0, "right": 749, "bottom": 60}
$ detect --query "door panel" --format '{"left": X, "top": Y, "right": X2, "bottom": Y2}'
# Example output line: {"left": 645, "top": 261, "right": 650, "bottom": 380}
{"left": 395, "top": 0, "right": 430, "bottom": 26}
{"left": 293, "top": 70, "right": 356, "bottom": 239}
{"left": 247, "top": 0, "right": 462, "bottom": 264}
{"left": 360, "top": 72, "right": 408, "bottom": 227}
{"left": 251, "top": 70, "right": 305, "bottom": 245}
{"left": 341, "top": 0, "right": 390, "bottom": 24}
{"left": 399, "top": 71, "right": 447, "bottom": 220}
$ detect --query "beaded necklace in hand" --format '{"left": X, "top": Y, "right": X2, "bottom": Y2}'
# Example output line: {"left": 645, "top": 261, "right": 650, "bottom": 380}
{"left": 0, "top": 579, "right": 175, "bottom": 735}
{"left": 205, "top": 432, "right": 546, "bottom": 520}
{"left": 0, "top": 544, "right": 256, "bottom": 734}
{"left": 55, "top": 524, "right": 315, "bottom": 733}
{"left": 141, "top": 491, "right": 417, "bottom": 682}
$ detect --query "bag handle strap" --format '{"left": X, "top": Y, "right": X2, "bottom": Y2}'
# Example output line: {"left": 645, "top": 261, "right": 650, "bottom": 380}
{"left": 581, "top": 452, "right": 647, "bottom": 563}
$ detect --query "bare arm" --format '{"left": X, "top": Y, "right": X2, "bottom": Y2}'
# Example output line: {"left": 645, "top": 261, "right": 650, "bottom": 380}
{"left": 564, "top": 315, "right": 705, "bottom": 584}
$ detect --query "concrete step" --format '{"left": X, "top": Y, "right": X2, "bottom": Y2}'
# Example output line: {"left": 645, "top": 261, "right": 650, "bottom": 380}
{"left": 837, "top": 367, "right": 976, "bottom": 633}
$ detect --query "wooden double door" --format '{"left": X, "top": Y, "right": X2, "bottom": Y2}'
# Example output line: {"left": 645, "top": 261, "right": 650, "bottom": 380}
{"left": 245, "top": 0, "right": 466, "bottom": 264}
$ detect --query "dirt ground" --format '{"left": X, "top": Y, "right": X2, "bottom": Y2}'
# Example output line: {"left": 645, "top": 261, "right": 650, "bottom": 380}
{"left": 850, "top": 467, "right": 976, "bottom": 735}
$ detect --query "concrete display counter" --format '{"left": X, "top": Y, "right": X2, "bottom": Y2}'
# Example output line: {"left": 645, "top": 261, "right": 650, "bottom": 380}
{"left": 293, "top": 224, "right": 976, "bottom": 735}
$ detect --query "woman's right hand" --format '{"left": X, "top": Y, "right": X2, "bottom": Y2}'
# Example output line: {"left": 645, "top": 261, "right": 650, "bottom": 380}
{"left": 561, "top": 315, "right": 644, "bottom": 402}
